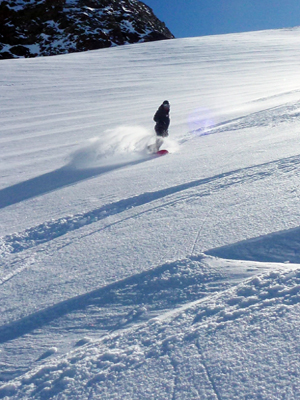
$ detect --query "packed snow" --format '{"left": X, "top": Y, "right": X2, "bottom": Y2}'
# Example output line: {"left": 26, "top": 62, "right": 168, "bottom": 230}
{"left": 1, "top": 27, "right": 300, "bottom": 399}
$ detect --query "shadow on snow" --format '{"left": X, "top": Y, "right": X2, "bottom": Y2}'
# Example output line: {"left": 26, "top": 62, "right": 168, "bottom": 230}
{"left": 207, "top": 225, "right": 300, "bottom": 264}
{"left": 0, "top": 256, "right": 227, "bottom": 344}
{"left": 0, "top": 159, "right": 148, "bottom": 209}
{"left": 2, "top": 152, "right": 300, "bottom": 255}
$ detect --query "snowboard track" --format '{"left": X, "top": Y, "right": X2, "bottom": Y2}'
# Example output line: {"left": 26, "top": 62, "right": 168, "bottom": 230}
{"left": 2, "top": 152, "right": 300, "bottom": 257}
{"left": 0, "top": 257, "right": 227, "bottom": 345}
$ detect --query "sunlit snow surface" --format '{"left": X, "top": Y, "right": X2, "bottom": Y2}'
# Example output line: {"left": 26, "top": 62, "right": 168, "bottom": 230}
{"left": 2, "top": 28, "right": 300, "bottom": 399}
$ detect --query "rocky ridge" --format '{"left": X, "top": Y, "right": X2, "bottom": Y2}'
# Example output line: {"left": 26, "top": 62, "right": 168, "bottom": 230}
{"left": 0, "top": 0, "right": 174, "bottom": 59}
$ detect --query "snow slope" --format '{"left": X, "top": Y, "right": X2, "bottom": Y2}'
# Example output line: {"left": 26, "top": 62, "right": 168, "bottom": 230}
{"left": 1, "top": 28, "right": 300, "bottom": 399}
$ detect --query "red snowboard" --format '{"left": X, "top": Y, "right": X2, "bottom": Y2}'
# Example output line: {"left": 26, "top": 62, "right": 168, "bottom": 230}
{"left": 156, "top": 149, "right": 169, "bottom": 156}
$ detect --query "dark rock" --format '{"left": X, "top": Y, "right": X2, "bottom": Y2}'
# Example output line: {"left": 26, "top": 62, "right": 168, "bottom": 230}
{"left": 0, "top": 0, "right": 174, "bottom": 59}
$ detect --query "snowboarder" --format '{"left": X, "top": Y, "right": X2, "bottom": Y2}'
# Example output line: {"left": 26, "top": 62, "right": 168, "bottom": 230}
{"left": 153, "top": 100, "right": 170, "bottom": 151}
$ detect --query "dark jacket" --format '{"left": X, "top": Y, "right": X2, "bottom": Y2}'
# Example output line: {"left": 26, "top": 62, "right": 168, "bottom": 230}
{"left": 153, "top": 105, "right": 170, "bottom": 130}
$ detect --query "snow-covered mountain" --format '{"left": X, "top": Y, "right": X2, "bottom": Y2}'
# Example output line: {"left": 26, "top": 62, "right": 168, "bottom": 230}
{"left": 0, "top": 0, "right": 174, "bottom": 59}
{"left": 2, "top": 27, "right": 300, "bottom": 399}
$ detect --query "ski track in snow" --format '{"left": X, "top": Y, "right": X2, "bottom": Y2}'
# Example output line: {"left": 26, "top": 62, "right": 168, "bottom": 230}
{"left": 1, "top": 265, "right": 300, "bottom": 398}
{"left": 191, "top": 98, "right": 300, "bottom": 137}
{"left": 0, "top": 256, "right": 232, "bottom": 384}
{"left": 1, "top": 149, "right": 300, "bottom": 258}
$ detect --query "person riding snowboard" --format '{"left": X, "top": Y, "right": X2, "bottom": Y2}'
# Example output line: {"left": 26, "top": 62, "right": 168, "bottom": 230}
{"left": 153, "top": 100, "right": 170, "bottom": 151}
{"left": 154, "top": 100, "right": 170, "bottom": 136}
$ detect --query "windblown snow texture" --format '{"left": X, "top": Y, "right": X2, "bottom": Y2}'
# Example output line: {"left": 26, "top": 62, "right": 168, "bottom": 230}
{"left": 2, "top": 28, "right": 300, "bottom": 399}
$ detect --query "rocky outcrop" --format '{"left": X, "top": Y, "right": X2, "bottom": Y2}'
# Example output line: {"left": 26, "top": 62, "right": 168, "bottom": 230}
{"left": 0, "top": 0, "right": 174, "bottom": 59}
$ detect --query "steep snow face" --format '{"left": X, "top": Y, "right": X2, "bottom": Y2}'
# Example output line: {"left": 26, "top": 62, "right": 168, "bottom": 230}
{"left": 2, "top": 28, "right": 300, "bottom": 399}
{"left": 0, "top": 0, "right": 174, "bottom": 59}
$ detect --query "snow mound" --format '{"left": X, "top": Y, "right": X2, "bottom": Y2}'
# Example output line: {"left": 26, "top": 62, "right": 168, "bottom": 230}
{"left": 2, "top": 265, "right": 300, "bottom": 400}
